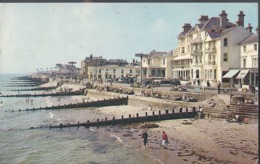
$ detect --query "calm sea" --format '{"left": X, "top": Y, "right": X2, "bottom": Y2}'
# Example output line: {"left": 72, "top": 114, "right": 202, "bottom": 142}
{"left": 0, "top": 74, "right": 158, "bottom": 164}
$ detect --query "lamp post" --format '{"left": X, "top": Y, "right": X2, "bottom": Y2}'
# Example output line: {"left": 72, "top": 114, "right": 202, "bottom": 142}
{"left": 135, "top": 53, "right": 148, "bottom": 86}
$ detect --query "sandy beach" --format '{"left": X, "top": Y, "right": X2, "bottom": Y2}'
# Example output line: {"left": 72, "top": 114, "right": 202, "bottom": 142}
{"left": 43, "top": 81, "right": 259, "bottom": 164}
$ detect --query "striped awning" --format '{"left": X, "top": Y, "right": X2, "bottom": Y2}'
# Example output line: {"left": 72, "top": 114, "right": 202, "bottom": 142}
{"left": 222, "top": 69, "right": 240, "bottom": 78}
{"left": 236, "top": 70, "right": 249, "bottom": 79}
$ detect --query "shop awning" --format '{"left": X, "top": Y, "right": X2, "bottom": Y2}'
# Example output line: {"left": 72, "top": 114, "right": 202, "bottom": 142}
{"left": 173, "top": 54, "right": 193, "bottom": 61}
{"left": 222, "top": 69, "right": 240, "bottom": 78}
{"left": 236, "top": 70, "right": 249, "bottom": 79}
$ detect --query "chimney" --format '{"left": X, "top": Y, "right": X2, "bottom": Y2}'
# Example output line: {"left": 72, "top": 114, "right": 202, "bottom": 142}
{"left": 182, "top": 23, "right": 192, "bottom": 33}
{"left": 236, "top": 11, "right": 245, "bottom": 27}
{"left": 246, "top": 23, "right": 253, "bottom": 33}
{"left": 255, "top": 26, "right": 258, "bottom": 36}
{"left": 198, "top": 15, "right": 209, "bottom": 25}
{"left": 219, "top": 10, "right": 228, "bottom": 29}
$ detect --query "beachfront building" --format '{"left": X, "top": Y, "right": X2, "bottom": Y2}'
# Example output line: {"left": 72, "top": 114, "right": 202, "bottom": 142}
{"left": 237, "top": 26, "right": 258, "bottom": 88}
{"left": 172, "top": 10, "right": 253, "bottom": 87}
{"left": 141, "top": 50, "right": 174, "bottom": 80}
{"left": 87, "top": 63, "right": 138, "bottom": 82}
{"left": 80, "top": 55, "right": 107, "bottom": 79}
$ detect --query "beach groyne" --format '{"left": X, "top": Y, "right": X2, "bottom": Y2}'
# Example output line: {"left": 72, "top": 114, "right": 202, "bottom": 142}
{"left": 31, "top": 108, "right": 197, "bottom": 129}
{"left": 0, "top": 90, "right": 84, "bottom": 98}
{"left": 11, "top": 86, "right": 58, "bottom": 91}
{"left": 12, "top": 96, "right": 128, "bottom": 112}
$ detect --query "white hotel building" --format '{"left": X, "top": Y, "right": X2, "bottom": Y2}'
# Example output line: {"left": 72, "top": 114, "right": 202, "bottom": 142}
{"left": 172, "top": 10, "right": 255, "bottom": 87}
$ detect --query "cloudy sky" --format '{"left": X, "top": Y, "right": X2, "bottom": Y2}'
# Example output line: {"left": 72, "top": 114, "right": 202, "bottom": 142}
{"left": 0, "top": 3, "right": 258, "bottom": 74}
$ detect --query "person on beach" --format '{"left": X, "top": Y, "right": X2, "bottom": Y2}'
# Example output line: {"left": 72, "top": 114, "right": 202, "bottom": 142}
{"left": 142, "top": 130, "right": 148, "bottom": 149}
{"left": 161, "top": 131, "right": 169, "bottom": 149}
{"left": 217, "top": 81, "right": 221, "bottom": 94}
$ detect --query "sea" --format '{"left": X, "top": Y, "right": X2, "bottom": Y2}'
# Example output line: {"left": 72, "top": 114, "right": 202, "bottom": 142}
{"left": 0, "top": 74, "right": 159, "bottom": 164}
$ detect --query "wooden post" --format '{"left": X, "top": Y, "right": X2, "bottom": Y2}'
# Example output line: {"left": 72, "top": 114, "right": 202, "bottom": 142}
{"left": 179, "top": 107, "right": 182, "bottom": 113}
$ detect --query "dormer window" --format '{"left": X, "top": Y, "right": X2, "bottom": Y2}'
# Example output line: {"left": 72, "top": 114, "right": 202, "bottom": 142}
{"left": 211, "top": 29, "right": 215, "bottom": 32}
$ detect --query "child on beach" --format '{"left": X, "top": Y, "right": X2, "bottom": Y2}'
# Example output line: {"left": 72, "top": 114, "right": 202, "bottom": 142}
{"left": 161, "top": 131, "right": 169, "bottom": 149}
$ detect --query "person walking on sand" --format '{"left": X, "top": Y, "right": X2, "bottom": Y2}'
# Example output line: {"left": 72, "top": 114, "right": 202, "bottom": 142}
{"left": 161, "top": 131, "right": 169, "bottom": 149}
{"left": 142, "top": 130, "right": 148, "bottom": 149}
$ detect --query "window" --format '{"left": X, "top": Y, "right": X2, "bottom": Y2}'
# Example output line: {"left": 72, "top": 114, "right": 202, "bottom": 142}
{"left": 191, "top": 69, "right": 193, "bottom": 78}
{"left": 214, "top": 69, "right": 216, "bottom": 79}
{"left": 252, "top": 58, "right": 258, "bottom": 68}
{"left": 130, "top": 69, "right": 132, "bottom": 73}
{"left": 196, "top": 70, "right": 199, "bottom": 78}
{"left": 254, "top": 44, "right": 257, "bottom": 51}
{"left": 181, "top": 47, "right": 185, "bottom": 53}
{"left": 224, "top": 38, "right": 228, "bottom": 47}
{"left": 223, "top": 53, "right": 228, "bottom": 61}
{"left": 243, "top": 46, "right": 246, "bottom": 52}
{"left": 243, "top": 59, "right": 246, "bottom": 68}
{"left": 121, "top": 69, "right": 124, "bottom": 73}
{"left": 113, "top": 69, "right": 116, "bottom": 73}
{"left": 148, "top": 59, "right": 151, "bottom": 65}
{"left": 106, "top": 69, "right": 108, "bottom": 72}
{"left": 99, "top": 69, "right": 101, "bottom": 73}
{"left": 163, "top": 59, "right": 165, "bottom": 65}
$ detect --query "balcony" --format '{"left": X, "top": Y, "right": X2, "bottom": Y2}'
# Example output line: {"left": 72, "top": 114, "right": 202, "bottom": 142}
{"left": 172, "top": 65, "right": 190, "bottom": 69}
{"left": 205, "top": 61, "right": 216, "bottom": 65}
{"left": 192, "top": 49, "right": 202, "bottom": 55}
{"left": 205, "top": 47, "right": 217, "bottom": 53}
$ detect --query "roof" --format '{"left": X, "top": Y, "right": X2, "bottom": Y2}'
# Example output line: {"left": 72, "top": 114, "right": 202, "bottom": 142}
{"left": 148, "top": 50, "right": 168, "bottom": 58}
{"left": 238, "top": 34, "right": 258, "bottom": 45}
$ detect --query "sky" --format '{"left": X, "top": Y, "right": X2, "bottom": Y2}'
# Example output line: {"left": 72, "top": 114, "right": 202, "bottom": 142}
{"left": 0, "top": 3, "right": 258, "bottom": 74}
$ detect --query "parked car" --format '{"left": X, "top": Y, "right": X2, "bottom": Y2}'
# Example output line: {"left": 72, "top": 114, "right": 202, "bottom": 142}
{"left": 171, "top": 78, "right": 181, "bottom": 85}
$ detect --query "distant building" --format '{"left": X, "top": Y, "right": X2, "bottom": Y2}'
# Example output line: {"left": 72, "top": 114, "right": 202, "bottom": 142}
{"left": 80, "top": 54, "right": 106, "bottom": 79}
{"left": 87, "top": 63, "right": 138, "bottom": 81}
{"left": 141, "top": 50, "right": 174, "bottom": 79}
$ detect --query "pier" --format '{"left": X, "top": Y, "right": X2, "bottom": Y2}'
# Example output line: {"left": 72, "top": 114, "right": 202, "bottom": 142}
{"left": 30, "top": 108, "right": 197, "bottom": 129}
{"left": 12, "top": 96, "right": 128, "bottom": 112}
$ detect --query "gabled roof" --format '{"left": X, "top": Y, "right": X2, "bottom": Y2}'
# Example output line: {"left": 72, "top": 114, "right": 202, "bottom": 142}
{"left": 202, "top": 17, "right": 236, "bottom": 30}
{"left": 238, "top": 34, "right": 258, "bottom": 45}
{"left": 148, "top": 50, "right": 168, "bottom": 58}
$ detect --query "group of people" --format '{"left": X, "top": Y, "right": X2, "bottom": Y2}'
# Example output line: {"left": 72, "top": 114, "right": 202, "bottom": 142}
{"left": 244, "top": 99, "right": 255, "bottom": 104}
{"left": 142, "top": 131, "right": 169, "bottom": 149}
{"left": 26, "top": 98, "right": 33, "bottom": 103}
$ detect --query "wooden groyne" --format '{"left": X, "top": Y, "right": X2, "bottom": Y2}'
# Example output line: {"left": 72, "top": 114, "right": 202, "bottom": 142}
{"left": 11, "top": 86, "right": 57, "bottom": 91}
{"left": 31, "top": 108, "right": 197, "bottom": 129}
{"left": 12, "top": 96, "right": 128, "bottom": 112}
{"left": 0, "top": 90, "right": 84, "bottom": 98}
